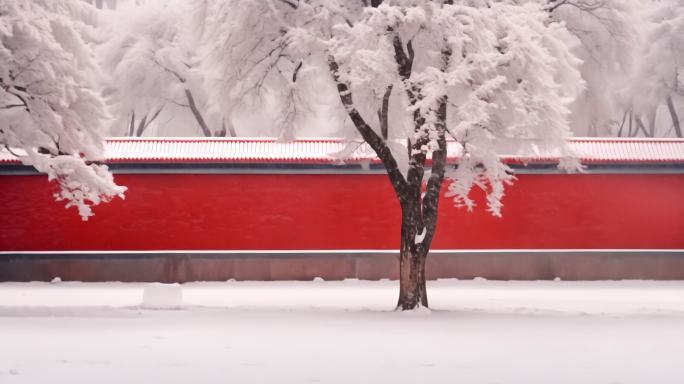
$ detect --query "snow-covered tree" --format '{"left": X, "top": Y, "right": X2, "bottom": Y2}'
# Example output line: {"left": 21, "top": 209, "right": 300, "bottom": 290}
{"left": 1, "top": 0, "right": 125, "bottom": 220}
{"left": 628, "top": 0, "right": 683, "bottom": 138}
{"left": 99, "top": 0, "right": 235, "bottom": 137}
{"left": 548, "top": 0, "right": 642, "bottom": 136}
{"left": 196, "top": 0, "right": 583, "bottom": 310}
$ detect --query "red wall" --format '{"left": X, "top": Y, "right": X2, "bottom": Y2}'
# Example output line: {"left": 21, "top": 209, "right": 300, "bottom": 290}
{"left": 1, "top": 173, "right": 682, "bottom": 251}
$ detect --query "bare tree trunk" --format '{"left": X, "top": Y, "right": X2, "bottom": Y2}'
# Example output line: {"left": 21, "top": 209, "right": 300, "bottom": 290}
{"left": 225, "top": 118, "right": 238, "bottom": 137}
{"left": 152, "top": 62, "right": 212, "bottom": 137}
{"left": 397, "top": 200, "right": 428, "bottom": 309}
{"left": 634, "top": 116, "right": 649, "bottom": 138}
{"left": 184, "top": 88, "right": 212, "bottom": 137}
{"left": 666, "top": 95, "right": 683, "bottom": 138}
{"left": 616, "top": 109, "right": 628, "bottom": 137}
{"left": 213, "top": 118, "right": 237, "bottom": 137}
{"left": 128, "top": 111, "right": 136, "bottom": 137}
{"left": 648, "top": 109, "right": 657, "bottom": 138}
{"left": 135, "top": 114, "right": 148, "bottom": 137}
{"left": 128, "top": 106, "right": 163, "bottom": 137}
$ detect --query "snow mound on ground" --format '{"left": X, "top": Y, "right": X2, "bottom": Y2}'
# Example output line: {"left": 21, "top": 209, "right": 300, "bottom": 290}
{"left": 400, "top": 305, "right": 432, "bottom": 316}
{"left": 141, "top": 283, "right": 183, "bottom": 309}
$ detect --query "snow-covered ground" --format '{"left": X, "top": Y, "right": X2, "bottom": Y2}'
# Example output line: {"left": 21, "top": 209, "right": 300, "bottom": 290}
{"left": 1, "top": 279, "right": 683, "bottom": 383}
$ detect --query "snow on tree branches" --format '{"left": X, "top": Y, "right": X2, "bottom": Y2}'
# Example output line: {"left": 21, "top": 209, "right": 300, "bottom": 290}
{"left": 549, "top": 0, "right": 641, "bottom": 137}
{"left": 198, "top": 0, "right": 582, "bottom": 216}
{"left": 98, "top": 0, "right": 232, "bottom": 137}
{"left": 629, "top": 0, "right": 684, "bottom": 138}
{"left": 195, "top": 0, "right": 586, "bottom": 309}
{"left": 0, "top": 0, "right": 125, "bottom": 220}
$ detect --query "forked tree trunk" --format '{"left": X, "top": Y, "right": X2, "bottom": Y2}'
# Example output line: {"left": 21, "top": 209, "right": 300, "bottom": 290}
{"left": 395, "top": 141, "right": 445, "bottom": 309}
{"left": 328, "top": 36, "right": 449, "bottom": 311}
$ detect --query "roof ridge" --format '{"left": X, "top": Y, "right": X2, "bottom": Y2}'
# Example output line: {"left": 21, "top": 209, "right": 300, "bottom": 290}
{"left": 2, "top": 139, "right": 683, "bottom": 164}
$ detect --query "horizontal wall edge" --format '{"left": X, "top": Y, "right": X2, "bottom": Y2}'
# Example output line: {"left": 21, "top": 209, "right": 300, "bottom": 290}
{"left": 2, "top": 249, "right": 683, "bottom": 258}
{"left": 2, "top": 162, "right": 684, "bottom": 175}
{"left": 2, "top": 250, "right": 684, "bottom": 282}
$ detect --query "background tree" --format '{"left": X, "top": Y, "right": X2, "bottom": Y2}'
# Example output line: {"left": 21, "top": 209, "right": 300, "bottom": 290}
{"left": 99, "top": 0, "right": 236, "bottom": 137}
{"left": 548, "top": 0, "right": 683, "bottom": 138}
{"left": 627, "top": 0, "right": 683, "bottom": 138}
{"left": 196, "top": 0, "right": 584, "bottom": 310}
{"left": 547, "top": 0, "right": 642, "bottom": 137}
{"left": 1, "top": 0, "right": 125, "bottom": 220}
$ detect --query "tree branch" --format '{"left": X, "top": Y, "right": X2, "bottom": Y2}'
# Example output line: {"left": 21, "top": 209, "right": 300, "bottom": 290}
{"left": 224, "top": 118, "right": 238, "bottom": 137}
{"left": 420, "top": 46, "right": 452, "bottom": 251}
{"left": 378, "top": 85, "right": 393, "bottom": 140}
{"left": 4, "top": 145, "right": 22, "bottom": 158}
{"left": 274, "top": 0, "right": 298, "bottom": 9}
{"left": 0, "top": 104, "right": 27, "bottom": 110}
{"left": 292, "top": 60, "right": 303, "bottom": 83}
{"left": 135, "top": 114, "right": 148, "bottom": 137}
{"left": 128, "top": 111, "right": 136, "bottom": 137}
{"left": 666, "top": 95, "right": 683, "bottom": 138}
{"left": 1, "top": 78, "right": 31, "bottom": 112}
{"left": 421, "top": 96, "right": 447, "bottom": 251}
{"left": 634, "top": 115, "right": 650, "bottom": 138}
{"left": 184, "top": 88, "right": 213, "bottom": 137}
{"left": 153, "top": 57, "right": 186, "bottom": 83}
{"left": 392, "top": 34, "right": 413, "bottom": 80}
{"left": 142, "top": 105, "right": 165, "bottom": 134}
{"left": 616, "top": 108, "right": 628, "bottom": 137}
{"left": 328, "top": 55, "right": 407, "bottom": 197}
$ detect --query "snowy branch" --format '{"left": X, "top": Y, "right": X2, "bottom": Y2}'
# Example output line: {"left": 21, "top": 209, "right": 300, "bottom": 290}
{"left": 1, "top": 0, "right": 126, "bottom": 219}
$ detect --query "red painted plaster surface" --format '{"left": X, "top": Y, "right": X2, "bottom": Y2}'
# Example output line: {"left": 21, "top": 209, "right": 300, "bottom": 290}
{"left": 1, "top": 173, "right": 682, "bottom": 251}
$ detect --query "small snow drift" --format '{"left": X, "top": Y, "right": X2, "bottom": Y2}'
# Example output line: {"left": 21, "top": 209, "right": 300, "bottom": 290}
{"left": 141, "top": 283, "right": 183, "bottom": 309}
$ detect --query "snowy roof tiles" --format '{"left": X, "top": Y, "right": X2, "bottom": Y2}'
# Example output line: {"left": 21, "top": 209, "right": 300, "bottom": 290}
{"left": 104, "top": 138, "right": 377, "bottom": 163}
{"left": 1, "top": 137, "right": 684, "bottom": 164}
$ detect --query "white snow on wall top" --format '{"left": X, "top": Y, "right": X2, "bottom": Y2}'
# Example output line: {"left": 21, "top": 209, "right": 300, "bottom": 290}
{"left": 1, "top": 137, "right": 684, "bottom": 164}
